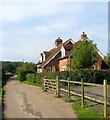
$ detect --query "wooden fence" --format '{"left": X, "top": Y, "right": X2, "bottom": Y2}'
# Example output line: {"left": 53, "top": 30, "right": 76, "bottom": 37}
{"left": 43, "top": 77, "right": 110, "bottom": 118}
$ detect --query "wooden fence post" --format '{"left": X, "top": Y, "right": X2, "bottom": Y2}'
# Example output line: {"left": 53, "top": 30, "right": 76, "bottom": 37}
{"left": 68, "top": 77, "right": 70, "bottom": 98}
{"left": 43, "top": 78, "right": 46, "bottom": 91}
{"left": 104, "top": 80, "right": 107, "bottom": 118}
{"left": 56, "top": 76, "right": 60, "bottom": 97}
{"left": 81, "top": 79, "right": 84, "bottom": 108}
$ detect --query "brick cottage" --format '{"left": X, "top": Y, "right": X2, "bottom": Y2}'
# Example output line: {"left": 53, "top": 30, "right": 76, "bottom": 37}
{"left": 36, "top": 32, "right": 108, "bottom": 73}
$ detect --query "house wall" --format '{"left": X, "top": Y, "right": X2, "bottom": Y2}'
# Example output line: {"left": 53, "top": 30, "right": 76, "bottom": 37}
{"left": 95, "top": 54, "right": 102, "bottom": 70}
{"left": 59, "top": 58, "right": 71, "bottom": 71}
{"left": 65, "top": 50, "right": 70, "bottom": 55}
{"left": 59, "top": 54, "right": 103, "bottom": 71}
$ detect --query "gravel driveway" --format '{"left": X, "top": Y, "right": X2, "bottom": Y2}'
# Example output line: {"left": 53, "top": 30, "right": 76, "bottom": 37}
{"left": 3, "top": 75, "right": 76, "bottom": 118}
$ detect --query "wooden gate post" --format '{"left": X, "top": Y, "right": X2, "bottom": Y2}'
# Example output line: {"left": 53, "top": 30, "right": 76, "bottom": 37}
{"left": 68, "top": 77, "right": 70, "bottom": 98}
{"left": 56, "top": 76, "right": 60, "bottom": 97}
{"left": 81, "top": 79, "right": 84, "bottom": 108}
{"left": 104, "top": 80, "right": 107, "bottom": 118}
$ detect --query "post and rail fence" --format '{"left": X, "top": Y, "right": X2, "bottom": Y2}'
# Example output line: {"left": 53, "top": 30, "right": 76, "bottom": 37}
{"left": 43, "top": 76, "right": 110, "bottom": 118}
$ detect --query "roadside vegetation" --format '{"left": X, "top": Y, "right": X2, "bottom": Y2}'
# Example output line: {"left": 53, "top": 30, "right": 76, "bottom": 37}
{"left": 62, "top": 96, "right": 104, "bottom": 119}
{"left": 71, "top": 97, "right": 104, "bottom": 119}
{"left": 16, "top": 62, "right": 36, "bottom": 81}
{"left": 2, "top": 61, "right": 23, "bottom": 86}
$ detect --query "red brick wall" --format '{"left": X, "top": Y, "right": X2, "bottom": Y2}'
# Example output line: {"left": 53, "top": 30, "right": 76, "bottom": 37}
{"left": 59, "top": 58, "right": 71, "bottom": 71}
{"left": 96, "top": 54, "right": 102, "bottom": 70}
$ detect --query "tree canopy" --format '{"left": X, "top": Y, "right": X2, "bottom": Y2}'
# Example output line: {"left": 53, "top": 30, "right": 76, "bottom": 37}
{"left": 104, "top": 53, "right": 110, "bottom": 67}
{"left": 2, "top": 61, "right": 23, "bottom": 74}
{"left": 70, "top": 40, "right": 98, "bottom": 69}
{"left": 16, "top": 62, "right": 36, "bottom": 81}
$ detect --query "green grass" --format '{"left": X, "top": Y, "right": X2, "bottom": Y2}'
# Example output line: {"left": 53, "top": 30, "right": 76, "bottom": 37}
{"left": 23, "top": 80, "right": 42, "bottom": 87}
{"left": 62, "top": 96, "right": 104, "bottom": 119}
{"left": 71, "top": 96, "right": 104, "bottom": 119}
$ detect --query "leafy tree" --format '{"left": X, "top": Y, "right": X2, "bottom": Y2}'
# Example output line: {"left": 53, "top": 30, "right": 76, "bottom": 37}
{"left": 71, "top": 40, "right": 98, "bottom": 69}
{"left": 16, "top": 62, "right": 36, "bottom": 81}
{"left": 2, "top": 61, "right": 23, "bottom": 73}
{"left": 104, "top": 53, "right": 110, "bottom": 67}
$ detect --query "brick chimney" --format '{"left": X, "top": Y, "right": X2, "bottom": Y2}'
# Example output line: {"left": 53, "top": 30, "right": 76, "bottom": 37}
{"left": 81, "top": 32, "right": 88, "bottom": 39}
{"left": 55, "top": 37, "right": 63, "bottom": 47}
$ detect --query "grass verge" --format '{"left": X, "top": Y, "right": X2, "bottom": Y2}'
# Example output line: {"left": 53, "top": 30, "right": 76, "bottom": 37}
{"left": 63, "top": 96, "right": 104, "bottom": 119}
{"left": 23, "top": 80, "right": 42, "bottom": 87}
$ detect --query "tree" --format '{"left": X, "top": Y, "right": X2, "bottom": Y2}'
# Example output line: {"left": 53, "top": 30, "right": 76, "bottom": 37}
{"left": 71, "top": 40, "right": 98, "bottom": 69}
{"left": 2, "top": 61, "right": 23, "bottom": 73}
{"left": 104, "top": 53, "right": 110, "bottom": 67}
{"left": 16, "top": 62, "right": 36, "bottom": 81}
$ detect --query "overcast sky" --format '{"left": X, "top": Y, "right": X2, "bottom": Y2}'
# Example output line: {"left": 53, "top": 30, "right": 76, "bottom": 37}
{"left": 0, "top": 0, "right": 108, "bottom": 63}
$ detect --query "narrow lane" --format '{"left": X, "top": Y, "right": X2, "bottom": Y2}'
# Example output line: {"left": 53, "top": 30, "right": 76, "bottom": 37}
{"left": 3, "top": 76, "right": 76, "bottom": 118}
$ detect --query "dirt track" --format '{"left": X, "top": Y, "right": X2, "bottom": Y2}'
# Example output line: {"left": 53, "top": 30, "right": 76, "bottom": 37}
{"left": 3, "top": 75, "right": 76, "bottom": 118}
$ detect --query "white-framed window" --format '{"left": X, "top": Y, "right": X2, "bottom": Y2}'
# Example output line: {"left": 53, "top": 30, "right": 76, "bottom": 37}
{"left": 62, "top": 66, "right": 66, "bottom": 71}
{"left": 92, "top": 65, "right": 96, "bottom": 69}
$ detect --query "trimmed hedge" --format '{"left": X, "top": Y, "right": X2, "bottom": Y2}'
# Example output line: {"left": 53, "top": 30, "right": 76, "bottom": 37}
{"left": 26, "top": 73, "right": 44, "bottom": 85}
{"left": 25, "top": 70, "right": 110, "bottom": 85}
{"left": 69, "top": 70, "right": 110, "bottom": 84}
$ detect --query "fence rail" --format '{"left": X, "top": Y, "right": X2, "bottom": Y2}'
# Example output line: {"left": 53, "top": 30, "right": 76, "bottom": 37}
{"left": 43, "top": 77, "right": 110, "bottom": 118}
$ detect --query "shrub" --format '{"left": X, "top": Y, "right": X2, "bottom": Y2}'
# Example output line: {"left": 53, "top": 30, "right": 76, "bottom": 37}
{"left": 35, "top": 73, "right": 44, "bottom": 84}
{"left": 44, "top": 72, "right": 58, "bottom": 79}
{"left": 26, "top": 73, "right": 44, "bottom": 85}
{"left": 24, "top": 70, "right": 110, "bottom": 85}
{"left": 16, "top": 62, "right": 36, "bottom": 81}
{"left": 18, "top": 71, "right": 27, "bottom": 81}
{"left": 26, "top": 74, "right": 35, "bottom": 83}
{"left": 59, "top": 71, "right": 69, "bottom": 80}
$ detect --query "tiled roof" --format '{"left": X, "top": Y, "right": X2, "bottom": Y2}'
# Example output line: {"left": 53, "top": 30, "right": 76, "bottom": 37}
{"left": 36, "top": 61, "right": 42, "bottom": 65}
{"left": 40, "top": 44, "right": 62, "bottom": 68}
{"left": 43, "top": 51, "right": 50, "bottom": 59}
{"left": 58, "top": 39, "right": 81, "bottom": 60}
{"left": 39, "top": 38, "right": 81, "bottom": 68}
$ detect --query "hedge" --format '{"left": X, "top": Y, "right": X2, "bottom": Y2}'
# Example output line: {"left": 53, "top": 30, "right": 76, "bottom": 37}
{"left": 26, "top": 73, "right": 44, "bottom": 85}
{"left": 25, "top": 70, "right": 110, "bottom": 85}
{"left": 69, "top": 70, "right": 110, "bottom": 84}
{"left": 17, "top": 70, "right": 27, "bottom": 81}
